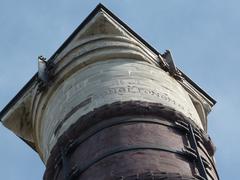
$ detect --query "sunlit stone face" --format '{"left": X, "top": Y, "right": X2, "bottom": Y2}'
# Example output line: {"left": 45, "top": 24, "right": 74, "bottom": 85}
{"left": 32, "top": 10, "right": 204, "bottom": 162}
{"left": 39, "top": 59, "right": 201, "bottom": 161}
{"left": 0, "top": 7, "right": 214, "bottom": 166}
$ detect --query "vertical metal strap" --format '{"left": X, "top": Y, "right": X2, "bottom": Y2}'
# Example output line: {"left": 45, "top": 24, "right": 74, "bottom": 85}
{"left": 188, "top": 123, "right": 208, "bottom": 180}
{"left": 61, "top": 148, "right": 70, "bottom": 180}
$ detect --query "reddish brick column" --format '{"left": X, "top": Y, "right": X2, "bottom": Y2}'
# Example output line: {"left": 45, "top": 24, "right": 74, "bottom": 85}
{"left": 44, "top": 102, "right": 218, "bottom": 180}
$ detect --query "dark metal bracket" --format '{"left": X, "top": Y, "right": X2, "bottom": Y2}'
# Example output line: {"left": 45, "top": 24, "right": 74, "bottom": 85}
{"left": 117, "top": 171, "right": 197, "bottom": 180}
{"left": 67, "top": 145, "right": 200, "bottom": 180}
{"left": 60, "top": 147, "right": 70, "bottom": 180}
{"left": 188, "top": 123, "right": 208, "bottom": 180}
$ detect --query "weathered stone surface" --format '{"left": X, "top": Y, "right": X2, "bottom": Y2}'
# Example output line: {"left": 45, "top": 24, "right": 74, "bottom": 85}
{"left": 39, "top": 60, "right": 203, "bottom": 161}
{"left": 0, "top": 4, "right": 218, "bottom": 180}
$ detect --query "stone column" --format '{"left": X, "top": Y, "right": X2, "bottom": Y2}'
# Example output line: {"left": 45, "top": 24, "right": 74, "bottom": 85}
{"left": 0, "top": 4, "right": 219, "bottom": 180}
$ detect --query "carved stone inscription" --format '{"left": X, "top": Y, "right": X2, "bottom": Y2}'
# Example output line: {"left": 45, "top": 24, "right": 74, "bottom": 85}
{"left": 97, "top": 86, "right": 190, "bottom": 114}
{"left": 41, "top": 62, "right": 203, "bottom": 162}
{"left": 95, "top": 79, "right": 194, "bottom": 120}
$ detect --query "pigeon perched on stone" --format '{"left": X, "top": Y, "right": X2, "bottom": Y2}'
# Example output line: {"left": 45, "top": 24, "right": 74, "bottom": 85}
{"left": 161, "top": 50, "right": 182, "bottom": 80}
{"left": 38, "top": 56, "right": 49, "bottom": 83}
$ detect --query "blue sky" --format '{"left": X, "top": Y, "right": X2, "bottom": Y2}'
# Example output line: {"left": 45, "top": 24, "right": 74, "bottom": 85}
{"left": 0, "top": 0, "right": 239, "bottom": 179}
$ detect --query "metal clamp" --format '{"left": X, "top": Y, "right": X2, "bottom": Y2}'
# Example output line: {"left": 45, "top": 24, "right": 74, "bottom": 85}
{"left": 67, "top": 145, "right": 199, "bottom": 180}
